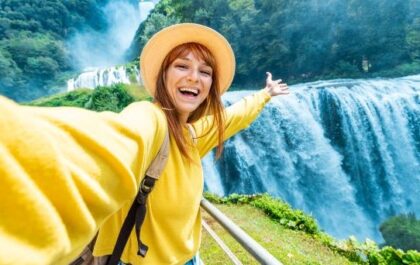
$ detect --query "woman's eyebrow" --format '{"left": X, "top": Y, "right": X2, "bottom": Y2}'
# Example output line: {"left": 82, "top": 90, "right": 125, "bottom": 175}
{"left": 177, "top": 57, "right": 191, "bottom": 61}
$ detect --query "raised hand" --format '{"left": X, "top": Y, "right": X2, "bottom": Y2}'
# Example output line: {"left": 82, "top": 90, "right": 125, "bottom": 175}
{"left": 264, "top": 72, "right": 290, "bottom": 97}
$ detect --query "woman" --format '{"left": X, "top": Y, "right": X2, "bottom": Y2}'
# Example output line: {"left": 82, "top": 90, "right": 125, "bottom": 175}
{"left": 0, "top": 23, "right": 288, "bottom": 265}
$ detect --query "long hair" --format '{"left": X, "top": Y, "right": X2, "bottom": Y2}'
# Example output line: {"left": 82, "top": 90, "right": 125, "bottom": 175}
{"left": 154, "top": 42, "right": 225, "bottom": 159}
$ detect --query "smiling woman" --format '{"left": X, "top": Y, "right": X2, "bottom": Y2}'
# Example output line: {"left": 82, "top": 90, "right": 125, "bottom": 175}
{"left": 0, "top": 23, "right": 289, "bottom": 265}
{"left": 93, "top": 23, "right": 289, "bottom": 265}
{"left": 155, "top": 42, "right": 224, "bottom": 159}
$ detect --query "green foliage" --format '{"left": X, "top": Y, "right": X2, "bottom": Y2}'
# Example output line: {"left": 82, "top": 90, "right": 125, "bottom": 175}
{"left": 126, "top": 10, "right": 180, "bottom": 60}
{"left": 204, "top": 193, "right": 420, "bottom": 264}
{"left": 328, "top": 61, "right": 362, "bottom": 78}
{"left": 132, "top": 0, "right": 420, "bottom": 87}
{"left": 28, "top": 83, "right": 151, "bottom": 112}
{"left": 406, "top": 21, "right": 420, "bottom": 61}
{"left": 85, "top": 84, "right": 135, "bottom": 112}
{"left": 0, "top": 0, "right": 108, "bottom": 101}
{"left": 366, "top": 247, "right": 420, "bottom": 265}
{"left": 250, "top": 194, "right": 319, "bottom": 235}
{"left": 380, "top": 213, "right": 420, "bottom": 252}
{"left": 204, "top": 193, "right": 319, "bottom": 234}
{"left": 0, "top": 48, "right": 23, "bottom": 97}
{"left": 374, "top": 62, "right": 420, "bottom": 78}
{"left": 29, "top": 88, "right": 92, "bottom": 107}
{"left": 0, "top": 0, "right": 107, "bottom": 38}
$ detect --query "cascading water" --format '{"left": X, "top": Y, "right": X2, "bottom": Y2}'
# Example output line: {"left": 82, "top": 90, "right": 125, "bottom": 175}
{"left": 203, "top": 75, "right": 420, "bottom": 242}
{"left": 66, "top": 0, "right": 155, "bottom": 92}
{"left": 67, "top": 66, "right": 141, "bottom": 91}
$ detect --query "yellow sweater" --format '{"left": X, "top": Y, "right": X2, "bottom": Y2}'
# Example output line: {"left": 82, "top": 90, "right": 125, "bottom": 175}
{"left": 0, "top": 90, "right": 271, "bottom": 265}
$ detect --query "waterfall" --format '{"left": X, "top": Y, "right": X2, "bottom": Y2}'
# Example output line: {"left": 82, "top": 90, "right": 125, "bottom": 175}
{"left": 203, "top": 75, "right": 420, "bottom": 242}
{"left": 67, "top": 66, "right": 141, "bottom": 91}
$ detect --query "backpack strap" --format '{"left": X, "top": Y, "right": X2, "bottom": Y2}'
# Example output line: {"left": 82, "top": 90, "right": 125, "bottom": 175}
{"left": 106, "top": 131, "right": 170, "bottom": 265}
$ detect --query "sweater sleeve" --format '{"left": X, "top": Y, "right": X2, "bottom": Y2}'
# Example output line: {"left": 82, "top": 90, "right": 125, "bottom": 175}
{"left": 193, "top": 89, "right": 271, "bottom": 157}
{"left": 0, "top": 97, "right": 167, "bottom": 265}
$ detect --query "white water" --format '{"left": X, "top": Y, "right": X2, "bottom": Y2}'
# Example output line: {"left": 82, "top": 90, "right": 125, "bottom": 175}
{"left": 66, "top": 0, "right": 158, "bottom": 72}
{"left": 67, "top": 66, "right": 141, "bottom": 91}
{"left": 204, "top": 75, "right": 420, "bottom": 242}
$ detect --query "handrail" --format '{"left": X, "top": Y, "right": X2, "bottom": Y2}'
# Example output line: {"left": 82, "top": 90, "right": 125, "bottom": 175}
{"left": 200, "top": 198, "right": 284, "bottom": 265}
{"left": 202, "top": 219, "right": 243, "bottom": 265}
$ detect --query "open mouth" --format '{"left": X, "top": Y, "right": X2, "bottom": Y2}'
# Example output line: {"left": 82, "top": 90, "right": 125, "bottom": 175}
{"left": 179, "top": 87, "right": 199, "bottom": 97}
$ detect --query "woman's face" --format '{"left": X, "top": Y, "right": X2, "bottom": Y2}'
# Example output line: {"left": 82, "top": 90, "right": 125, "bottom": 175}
{"left": 165, "top": 51, "right": 213, "bottom": 123}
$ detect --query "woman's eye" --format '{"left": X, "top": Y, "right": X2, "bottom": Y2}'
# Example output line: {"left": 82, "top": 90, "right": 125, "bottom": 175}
{"left": 176, "top": 64, "right": 188, "bottom": 69}
{"left": 200, "top": 70, "right": 212, "bottom": 76}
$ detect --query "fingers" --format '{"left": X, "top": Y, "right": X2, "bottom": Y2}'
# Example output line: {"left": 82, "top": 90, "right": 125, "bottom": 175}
{"left": 265, "top": 72, "right": 290, "bottom": 96}
{"left": 266, "top": 72, "right": 272, "bottom": 82}
{"left": 266, "top": 72, "right": 284, "bottom": 84}
{"left": 275, "top": 82, "right": 288, "bottom": 89}
{"left": 277, "top": 83, "right": 290, "bottom": 95}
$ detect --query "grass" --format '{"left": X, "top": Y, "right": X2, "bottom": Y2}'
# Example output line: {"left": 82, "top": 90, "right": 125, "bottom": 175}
{"left": 200, "top": 203, "right": 355, "bottom": 265}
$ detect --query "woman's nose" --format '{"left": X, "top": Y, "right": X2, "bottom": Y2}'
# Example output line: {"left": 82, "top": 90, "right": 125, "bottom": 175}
{"left": 187, "top": 69, "right": 199, "bottom": 83}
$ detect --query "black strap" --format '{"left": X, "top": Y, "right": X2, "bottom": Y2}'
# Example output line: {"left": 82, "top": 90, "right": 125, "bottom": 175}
{"left": 104, "top": 130, "right": 169, "bottom": 264}
{"left": 106, "top": 176, "right": 156, "bottom": 265}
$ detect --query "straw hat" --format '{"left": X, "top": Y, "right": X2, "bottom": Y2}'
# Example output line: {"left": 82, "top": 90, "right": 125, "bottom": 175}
{"left": 140, "top": 23, "right": 235, "bottom": 96}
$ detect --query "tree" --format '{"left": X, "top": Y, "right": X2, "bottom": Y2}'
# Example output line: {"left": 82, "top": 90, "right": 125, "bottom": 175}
{"left": 0, "top": 0, "right": 107, "bottom": 100}
{"left": 380, "top": 213, "right": 420, "bottom": 251}
{"left": 407, "top": 18, "right": 420, "bottom": 61}
{"left": 0, "top": 49, "right": 23, "bottom": 98}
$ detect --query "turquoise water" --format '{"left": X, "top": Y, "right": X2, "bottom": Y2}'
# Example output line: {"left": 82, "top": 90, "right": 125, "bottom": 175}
{"left": 204, "top": 75, "right": 420, "bottom": 242}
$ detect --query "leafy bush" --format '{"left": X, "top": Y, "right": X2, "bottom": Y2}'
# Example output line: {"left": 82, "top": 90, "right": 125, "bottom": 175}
{"left": 367, "top": 247, "right": 420, "bottom": 265}
{"left": 28, "top": 83, "right": 150, "bottom": 112}
{"left": 380, "top": 213, "right": 420, "bottom": 251}
{"left": 204, "top": 193, "right": 319, "bottom": 234}
{"left": 250, "top": 194, "right": 319, "bottom": 235}
{"left": 84, "top": 84, "right": 135, "bottom": 112}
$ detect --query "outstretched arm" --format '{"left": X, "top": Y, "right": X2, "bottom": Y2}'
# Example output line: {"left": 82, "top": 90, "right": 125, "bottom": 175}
{"left": 194, "top": 72, "right": 289, "bottom": 157}
{"left": 0, "top": 97, "right": 166, "bottom": 265}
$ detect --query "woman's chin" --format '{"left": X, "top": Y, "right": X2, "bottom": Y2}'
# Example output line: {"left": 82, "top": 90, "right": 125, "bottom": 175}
{"left": 175, "top": 104, "right": 200, "bottom": 116}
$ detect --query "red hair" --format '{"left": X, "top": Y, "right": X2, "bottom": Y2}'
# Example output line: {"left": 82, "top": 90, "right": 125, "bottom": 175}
{"left": 154, "top": 42, "right": 225, "bottom": 159}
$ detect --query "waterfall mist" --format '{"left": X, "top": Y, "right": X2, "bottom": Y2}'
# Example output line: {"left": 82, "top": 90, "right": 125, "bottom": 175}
{"left": 66, "top": 0, "right": 141, "bottom": 70}
{"left": 203, "top": 75, "right": 420, "bottom": 242}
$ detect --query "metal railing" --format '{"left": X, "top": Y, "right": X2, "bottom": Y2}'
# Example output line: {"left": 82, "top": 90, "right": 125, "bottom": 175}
{"left": 200, "top": 198, "right": 284, "bottom": 265}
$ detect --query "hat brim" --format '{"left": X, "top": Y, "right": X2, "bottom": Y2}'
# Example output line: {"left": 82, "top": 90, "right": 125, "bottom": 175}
{"left": 140, "top": 23, "right": 235, "bottom": 96}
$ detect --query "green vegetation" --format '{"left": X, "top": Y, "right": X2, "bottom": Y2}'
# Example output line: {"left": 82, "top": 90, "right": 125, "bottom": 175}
{"left": 128, "top": 0, "right": 420, "bottom": 88}
{"left": 29, "top": 83, "right": 151, "bottom": 111}
{"left": 203, "top": 193, "right": 420, "bottom": 265}
{"left": 0, "top": 0, "right": 109, "bottom": 101}
{"left": 380, "top": 213, "right": 420, "bottom": 252}
{"left": 3, "top": 0, "right": 419, "bottom": 100}
{"left": 29, "top": 88, "right": 93, "bottom": 107}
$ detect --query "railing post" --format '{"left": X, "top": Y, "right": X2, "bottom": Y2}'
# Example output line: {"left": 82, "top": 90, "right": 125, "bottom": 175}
{"left": 200, "top": 198, "right": 283, "bottom": 265}
{"left": 202, "top": 220, "right": 243, "bottom": 265}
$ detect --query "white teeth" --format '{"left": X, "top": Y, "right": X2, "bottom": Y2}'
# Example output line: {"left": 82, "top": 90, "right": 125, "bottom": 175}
{"left": 179, "top": 87, "right": 199, "bottom": 95}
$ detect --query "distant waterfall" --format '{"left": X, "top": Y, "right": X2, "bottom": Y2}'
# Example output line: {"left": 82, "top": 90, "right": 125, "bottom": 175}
{"left": 203, "top": 75, "right": 420, "bottom": 242}
{"left": 67, "top": 66, "right": 141, "bottom": 91}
